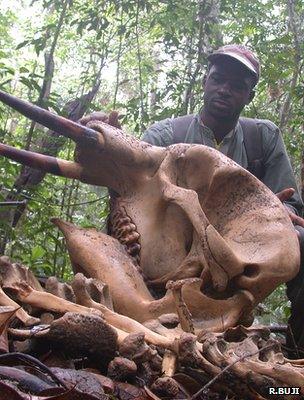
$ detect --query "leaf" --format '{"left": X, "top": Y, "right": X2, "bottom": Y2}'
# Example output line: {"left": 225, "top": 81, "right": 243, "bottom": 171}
{"left": 19, "top": 67, "right": 30, "bottom": 73}
{"left": 0, "top": 381, "right": 24, "bottom": 400}
{"left": 15, "top": 40, "right": 30, "bottom": 50}
{"left": 31, "top": 246, "right": 46, "bottom": 261}
{"left": 114, "top": 382, "right": 151, "bottom": 400}
{"left": 0, "top": 381, "right": 103, "bottom": 399}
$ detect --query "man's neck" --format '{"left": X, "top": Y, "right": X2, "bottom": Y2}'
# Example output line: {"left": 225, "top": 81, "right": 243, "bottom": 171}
{"left": 200, "top": 110, "right": 238, "bottom": 144}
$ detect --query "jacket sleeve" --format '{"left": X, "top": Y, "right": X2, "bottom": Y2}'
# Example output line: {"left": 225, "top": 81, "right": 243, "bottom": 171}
{"left": 259, "top": 120, "right": 303, "bottom": 216}
{"left": 141, "top": 118, "right": 174, "bottom": 147}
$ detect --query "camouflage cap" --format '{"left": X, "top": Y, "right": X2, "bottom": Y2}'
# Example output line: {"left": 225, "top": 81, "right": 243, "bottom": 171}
{"left": 208, "top": 44, "right": 260, "bottom": 84}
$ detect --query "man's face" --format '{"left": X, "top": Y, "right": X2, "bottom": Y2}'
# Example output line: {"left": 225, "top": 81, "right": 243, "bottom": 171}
{"left": 203, "top": 59, "right": 255, "bottom": 121}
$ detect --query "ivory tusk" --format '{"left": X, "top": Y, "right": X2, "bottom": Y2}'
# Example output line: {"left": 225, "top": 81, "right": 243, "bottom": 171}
{"left": 0, "top": 89, "right": 99, "bottom": 144}
{"left": 0, "top": 142, "right": 82, "bottom": 179}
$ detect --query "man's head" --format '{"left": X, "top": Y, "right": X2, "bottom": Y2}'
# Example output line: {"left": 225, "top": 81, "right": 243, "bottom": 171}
{"left": 208, "top": 45, "right": 260, "bottom": 86}
{"left": 202, "top": 45, "right": 260, "bottom": 122}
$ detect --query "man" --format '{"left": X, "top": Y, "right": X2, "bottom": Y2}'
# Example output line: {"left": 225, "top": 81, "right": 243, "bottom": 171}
{"left": 141, "top": 44, "right": 304, "bottom": 357}
{"left": 142, "top": 45, "right": 302, "bottom": 217}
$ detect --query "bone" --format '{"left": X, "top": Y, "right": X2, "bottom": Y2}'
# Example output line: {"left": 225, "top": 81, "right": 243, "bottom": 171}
{"left": 150, "top": 376, "right": 180, "bottom": 398}
{"left": 0, "top": 256, "right": 43, "bottom": 292}
{"left": 166, "top": 279, "right": 197, "bottom": 333}
{"left": 0, "top": 287, "right": 40, "bottom": 326}
{"left": 11, "top": 281, "right": 101, "bottom": 317}
{"left": 10, "top": 278, "right": 178, "bottom": 352}
{"left": 45, "top": 277, "right": 76, "bottom": 303}
{"left": 71, "top": 275, "right": 113, "bottom": 310}
{"left": 9, "top": 325, "right": 51, "bottom": 339}
{"left": 199, "top": 328, "right": 304, "bottom": 397}
{"left": 53, "top": 218, "right": 175, "bottom": 322}
{"left": 53, "top": 216, "right": 256, "bottom": 333}
{"left": 107, "top": 357, "right": 137, "bottom": 380}
{"left": 0, "top": 89, "right": 99, "bottom": 144}
{"left": 118, "top": 332, "right": 157, "bottom": 363}
{"left": 162, "top": 181, "right": 245, "bottom": 292}
{"left": 161, "top": 349, "right": 177, "bottom": 377}
{"left": 0, "top": 91, "right": 301, "bottom": 346}
{"left": 71, "top": 273, "right": 178, "bottom": 351}
{"left": 178, "top": 332, "right": 219, "bottom": 376}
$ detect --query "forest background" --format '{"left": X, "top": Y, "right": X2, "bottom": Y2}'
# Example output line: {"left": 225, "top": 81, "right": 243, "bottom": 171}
{"left": 0, "top": 0, "right": 303, "bottom": 325}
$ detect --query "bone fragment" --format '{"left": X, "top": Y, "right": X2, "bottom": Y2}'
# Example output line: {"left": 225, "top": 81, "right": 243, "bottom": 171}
{"left": 0, "top": 287, "right": 40, "bottom": 326}
{"left": 119, "top": 332, "right": 157, "bottom": 363}
{"left": 45, "top": 276, "right": 76, "bottom": 303}
{"left": 150, "top": 376, "right": 180, "bottom": 398}
{"left": 71, "top": 273, "right": 178, "bottom": 351}
{"left": 166, "top": 279, "right": 197, "bottom": 333}
{"left": 8, "top": 325, "right": 51, "bottom": 339}
{"left": 71, "top": 275, "right": 113, "bottom": 310}
{"left": 107, "top": 357, "right": 137, "bottom": 380}
{"left": 40, "top": 312, "right": 55, "bottom": 325}
{"left": 0, "top": 256, "right": 43, "bottom": 291}
{"left": 12, "top": 282, "right": 100, "bottom": 317}
{"left": 161, "top": 349, "right": 177, "bottom": 377}
{"left": 178, "top": 332, "right": 220, "bottom": 376}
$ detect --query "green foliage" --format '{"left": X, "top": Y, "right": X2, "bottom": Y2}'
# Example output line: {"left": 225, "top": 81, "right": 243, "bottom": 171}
{"left": 0, "top": 0, "right": 303, "bottom": 322}
{"left": 255, "top": 285, "right": 291, "bottom": 325}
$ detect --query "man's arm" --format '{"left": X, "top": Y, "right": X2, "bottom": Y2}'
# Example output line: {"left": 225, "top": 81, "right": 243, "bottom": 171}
{"left": 259, "top": 120, "right": 303, "bottom": 217}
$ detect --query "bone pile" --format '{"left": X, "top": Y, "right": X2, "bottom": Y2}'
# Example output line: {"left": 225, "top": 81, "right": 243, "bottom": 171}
{"left": 0, "top": 256, "right": 303, "bottom": 400}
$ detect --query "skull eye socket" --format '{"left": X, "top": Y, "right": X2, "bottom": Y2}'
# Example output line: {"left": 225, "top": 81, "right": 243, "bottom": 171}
{"left": 243, "top": 264, "right": 259, "bottom": 278}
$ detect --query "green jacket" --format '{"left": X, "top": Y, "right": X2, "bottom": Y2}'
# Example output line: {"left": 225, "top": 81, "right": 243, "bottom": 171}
{"left": 142, "top": 114, "right": 303, "bottom": 216}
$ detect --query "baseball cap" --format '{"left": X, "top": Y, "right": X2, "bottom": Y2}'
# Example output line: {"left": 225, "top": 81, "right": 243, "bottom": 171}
{"left": 208, "top": 44, "right": 260, "bottom": 84}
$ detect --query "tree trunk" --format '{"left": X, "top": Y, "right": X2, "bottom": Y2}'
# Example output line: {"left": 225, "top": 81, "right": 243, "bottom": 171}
{"left": 181, "top": 0, "right": 222, "bottom": 115}
{"left": 279, "top": 0, "right": 301, "bottom": 131}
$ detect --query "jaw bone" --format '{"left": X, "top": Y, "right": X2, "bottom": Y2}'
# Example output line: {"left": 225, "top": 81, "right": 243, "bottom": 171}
{"left": 52, "top": 218, "right": 255, "bottom": 333}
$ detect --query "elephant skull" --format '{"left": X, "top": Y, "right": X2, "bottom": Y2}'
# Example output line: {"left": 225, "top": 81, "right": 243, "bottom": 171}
{"left": 0, "top": 89, "right": 300, "bottom": 333}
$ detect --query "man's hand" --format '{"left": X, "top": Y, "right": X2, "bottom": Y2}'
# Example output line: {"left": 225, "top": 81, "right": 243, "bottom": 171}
{"left": 276, "top": 188, "right": 304, "bottom": 228}
{"left": 79, "top": 111, "right": 122, "bottom": 129}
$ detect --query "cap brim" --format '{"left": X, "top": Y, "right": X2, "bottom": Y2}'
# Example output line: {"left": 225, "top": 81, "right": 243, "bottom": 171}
{"left": 208, "top": 52, "right": 258, "bottom": 79}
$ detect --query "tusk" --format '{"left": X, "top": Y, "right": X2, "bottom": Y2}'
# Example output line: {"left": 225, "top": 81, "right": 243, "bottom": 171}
{"left": 0, "top": 142, "right": 82, "bottom": 179}
{"left": 0, "top": 89, "right": 99, "bottom": 144}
